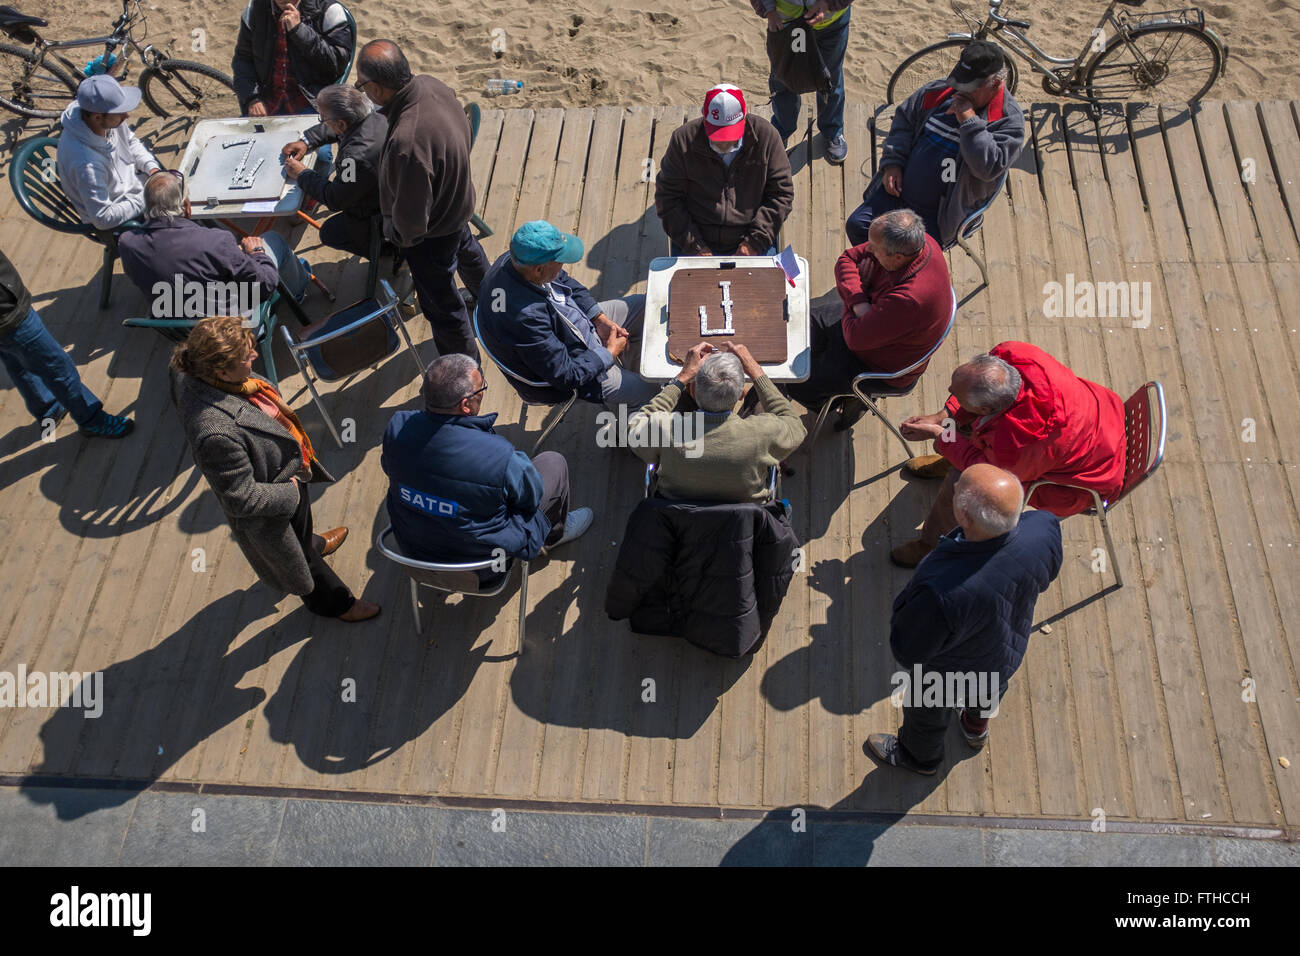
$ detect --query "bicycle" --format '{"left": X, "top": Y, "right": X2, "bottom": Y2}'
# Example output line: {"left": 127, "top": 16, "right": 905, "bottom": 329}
{"left": 0, "top": 0, "right": 238, "bottom": 121}
{"left": 887, "top": 0, "right": 1228, "bottom": 111}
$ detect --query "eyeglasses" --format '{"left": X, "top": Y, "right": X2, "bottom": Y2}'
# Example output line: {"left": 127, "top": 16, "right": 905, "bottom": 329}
{"left": 462, "top": 383, "right": 488, "bottom": 402}
{"left": 354, "top": 76, "right": 375, "bottom": 93}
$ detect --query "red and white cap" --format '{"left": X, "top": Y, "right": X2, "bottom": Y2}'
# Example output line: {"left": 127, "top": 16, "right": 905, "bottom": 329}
{"left": 702, "top": 84, "right": 746, "bottom": 141}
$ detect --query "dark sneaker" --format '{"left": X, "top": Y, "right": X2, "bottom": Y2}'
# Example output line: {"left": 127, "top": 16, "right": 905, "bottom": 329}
{"left": 825, "top": 134, "right": 848, "bottom": 165}
{"left": 958, "top": 708, "right": 990, "bottom": 750}
{"left": 864, "top": 733, "right": 938, "bottom": 775}
{"left": 79, "top": 411, "right": 134, "bottom": 439}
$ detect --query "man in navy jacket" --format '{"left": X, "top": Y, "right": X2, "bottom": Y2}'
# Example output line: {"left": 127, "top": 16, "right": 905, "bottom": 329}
{"left": 381, "top": 354, "right": 594, "bottom": 572}
{"left": 476, "top": 221, "right": 659, "bottom": 409}
{"left": 866, "top": 463, "right": 1062, "bottom": 775}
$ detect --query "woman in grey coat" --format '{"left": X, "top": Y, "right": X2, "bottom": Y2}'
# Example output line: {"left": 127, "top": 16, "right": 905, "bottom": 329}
{"left": 170, "top": 316, "right": 380, "bottom": 622}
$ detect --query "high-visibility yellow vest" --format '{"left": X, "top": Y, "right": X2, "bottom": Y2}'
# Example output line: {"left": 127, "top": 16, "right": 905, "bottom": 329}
{"left": 775, "top": 0, "right": 847, "bottom": 30}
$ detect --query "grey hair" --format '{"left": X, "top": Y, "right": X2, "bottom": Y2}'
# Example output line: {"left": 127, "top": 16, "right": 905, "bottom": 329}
{"left": 874, "top": 208, "right": 926, "bottom": 257}
{"left": 963, "top": 353, "right": 1022, "bottom": 413}
{"left": 954, "top": 480, "right": 1023, "bottom": 537}
{"left": 316, "top": 83, "right": 371, "bottom": 129}
{"left": 983, "top": 64, "right": 1011, "bottom": 88}
{"left": 421, "top": 353, "right": 480, "bottom": 410}
{"left": 694, "top": 352, "right": 745, "bottom": 412}
{"left": 144, "top": 172, "right": 186, "bottom": 220}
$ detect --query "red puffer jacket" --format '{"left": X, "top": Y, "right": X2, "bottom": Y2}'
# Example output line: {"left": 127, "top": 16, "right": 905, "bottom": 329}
{"left": 938, "top": 341, "right": 1127, "bottom": 516}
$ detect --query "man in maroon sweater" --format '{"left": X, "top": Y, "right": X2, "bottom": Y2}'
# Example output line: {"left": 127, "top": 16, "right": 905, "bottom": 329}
{"left": 787, "top": 208, "right": 952, "bottom": 422}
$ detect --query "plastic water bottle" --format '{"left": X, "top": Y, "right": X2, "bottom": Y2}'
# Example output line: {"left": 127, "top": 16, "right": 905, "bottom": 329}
{"left": 83, "top": 52, "right": 118, "bottom": 77}
{"left": 484, "top": 79, "right": 523, "bottom": 97}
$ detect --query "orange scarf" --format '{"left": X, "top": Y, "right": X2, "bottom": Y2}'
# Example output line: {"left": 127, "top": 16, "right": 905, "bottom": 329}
{"left": 210, "top": 376, "right": 316, "bottom": 470}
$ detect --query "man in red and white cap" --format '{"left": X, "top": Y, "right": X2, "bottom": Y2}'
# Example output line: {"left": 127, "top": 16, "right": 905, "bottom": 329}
{"left": 654, "top": 83, "right": 794, "bottom": 257}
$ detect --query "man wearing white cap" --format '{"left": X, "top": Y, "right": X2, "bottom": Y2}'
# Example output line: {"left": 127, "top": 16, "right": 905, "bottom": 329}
{"left": 655, "top": 84, "right": 793, "bottom": 257}
{"left": 56, "top": 75, "right": 160, "bottom": 231}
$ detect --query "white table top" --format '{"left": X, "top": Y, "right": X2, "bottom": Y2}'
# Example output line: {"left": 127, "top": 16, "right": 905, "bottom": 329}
{"left": 640, "top": 255, "right": 811, "bottom": 382}
{"left": 176, "top": 116, "right": 320, "bottom": 220}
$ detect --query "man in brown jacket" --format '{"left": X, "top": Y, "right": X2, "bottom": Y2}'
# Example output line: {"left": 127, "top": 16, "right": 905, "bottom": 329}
{"left": 356, "top": 39, "right": 486, "bottom": 361}
{"left": 655, "top": 84, "right": 794, "bottom": 256}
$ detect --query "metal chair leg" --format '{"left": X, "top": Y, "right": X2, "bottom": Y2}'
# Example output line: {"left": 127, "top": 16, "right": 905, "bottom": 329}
{"left": 807, "top": 393, "right": 852, "bottom": 449}
{"left": 1093, "top": 493, "right": 1124, "bottom": 588}
{"left": 409, "top": 579, "right": 422, "bottom": 634}
{"left": 957, "top": 233, "right": 989, "bottom": 288}
{"left": 858, "top": 391, "right": 915, "bottom": 459}
{"left": 99, "top": 244, "right": 115, "bottom": 309}
{"left": 516, "top": 560, "right": 529, "bottom": 656}
{"left": 531, "top": 393, "right": 576, "bottom": 454}
{"left": 284, "top": 332, "right": 343, "bottom": 447}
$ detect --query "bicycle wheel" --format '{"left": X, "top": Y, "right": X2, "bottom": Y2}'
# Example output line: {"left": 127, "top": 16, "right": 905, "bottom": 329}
{"left": 0, "top": 43, "right": 80, "bottom": 119}
{"left": 139, "top": 59, "right": 238, "bottom": 119}
{"left": 1085, "top": 24, "right": 1222, "bottom": 104}
{"left": 886, "top": 38, "right": 1018, "bottom": 105}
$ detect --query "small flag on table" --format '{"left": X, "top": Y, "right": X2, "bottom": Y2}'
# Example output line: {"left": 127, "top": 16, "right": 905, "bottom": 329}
{"left": 773, "top": 245, "right": 799, "bottom": 288}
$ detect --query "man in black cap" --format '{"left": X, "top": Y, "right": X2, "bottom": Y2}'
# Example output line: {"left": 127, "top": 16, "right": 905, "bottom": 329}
{"left": 845, "top": 40, "right": 1024, "bottom": 248}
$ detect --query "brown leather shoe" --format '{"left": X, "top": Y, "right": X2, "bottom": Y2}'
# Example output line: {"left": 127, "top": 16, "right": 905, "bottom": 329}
{"left": 890, "top": 538, "right": 935, "bottom": 568}
{"left": 338, "top": 598, "right": 381, "bottom": 623}
{"left": 903, "top": 454, "right": 952, "bottom": 480}
{"left": 316, "top": 527, "right": 349, "bottom": 556}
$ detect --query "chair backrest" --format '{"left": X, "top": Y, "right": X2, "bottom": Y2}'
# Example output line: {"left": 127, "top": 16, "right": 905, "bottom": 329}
{"left": 293, "top": 282, "right": 401, "bottom": 380}
{"left": 334, "top": 3, "right": 358, "bottom": 84}
{"left": 376, "top": 525, "right": 504, "bottom": 593}
{"left": 1113, "top": 381, "right": 1166, "bottom": 506}
{"left": 8, "top": 136, "right": 92, "bottom": 236}
{"left": 465, "top": 103, "right": 481, "bottom": 147}
{"left": 644, "top": 462, "right": 779, "bottom": 502}
{"left": 957, "top": 172, "right": 1008, "bottom": 243}
{"left": 853, "top": 285, "right": 957, "bottom": 386}
{"left": 471, "top": 303, "right": 553, "bottom": 390}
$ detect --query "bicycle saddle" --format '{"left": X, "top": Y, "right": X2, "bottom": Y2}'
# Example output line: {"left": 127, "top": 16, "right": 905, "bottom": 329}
{"left": 1115, "top": 0, "right": 1147, "bottom": 6}
{"left": 0, "top": 6, "right": 48, "bottom": 28}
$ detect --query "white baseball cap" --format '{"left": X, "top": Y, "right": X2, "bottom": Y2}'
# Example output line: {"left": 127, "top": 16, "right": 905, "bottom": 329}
{"left": 702, "top": 84, "right": 746, "bottom": 141}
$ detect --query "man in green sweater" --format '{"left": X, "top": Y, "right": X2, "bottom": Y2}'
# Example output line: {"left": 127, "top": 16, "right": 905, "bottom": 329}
{"left": 628, "top": 341, "right": 805, "bottom": 502}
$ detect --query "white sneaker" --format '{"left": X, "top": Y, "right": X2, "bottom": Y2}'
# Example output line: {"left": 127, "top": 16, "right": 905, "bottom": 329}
{"left": 553, "top": 507, "right": 594, "bottom": 547}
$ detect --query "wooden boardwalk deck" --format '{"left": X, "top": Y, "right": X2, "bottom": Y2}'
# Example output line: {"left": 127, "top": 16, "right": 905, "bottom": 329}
{"left": 1, "top": 100, "right": 1298, "bottom": 831}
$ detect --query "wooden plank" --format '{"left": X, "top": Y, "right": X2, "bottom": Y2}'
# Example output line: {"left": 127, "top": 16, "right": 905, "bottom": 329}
{"left": 1192, "top": 102, "right": 1265, "bottom": 263}
{"left": 1254, "top": 101, "right": 1300, "bottom": 254}
{"left": 1128, "top": 104, "right": 1192, "bottom": 263}
{"left": 1226, "top": 101, "right": 1300, "bottom": 263}
{"left": 1161, "top": 104, "right": 1230, "bottom": 264}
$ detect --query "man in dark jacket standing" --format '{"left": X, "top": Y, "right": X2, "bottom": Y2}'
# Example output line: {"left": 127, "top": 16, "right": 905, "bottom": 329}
{"left": 381, "top": 354, "right": 594, "bottom": 569}
{"left": 282, "top": 84, "right": 387, "bottom": 257}
{"left": 232, "top": 0, "right": 354, "bottom": 116}
{"left": 356, "top": 39, "right": 488, "bottom": 362}
{"left": 0, "top": 247, "right": 133, "bottom": 439}
{"left": 656, "top": 84, "right": 793, "bottom": 256}
{"left": 866, "top": 463, "right": 1062, "bottom": 775}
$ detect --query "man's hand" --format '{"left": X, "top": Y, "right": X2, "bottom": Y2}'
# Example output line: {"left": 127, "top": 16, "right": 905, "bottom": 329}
{"left": 282, "top": 139, "right": 308, "bottom": 161}
{"left": 882, "top": 164, "right": 903, "bottom": 197}
{"left": 948, "top": 92, "right": 977, "bottom": 123}
{"left": 899, "top": 411, "right": 948, "bottom": 440}
{"left": 283, "top": 155, "right": 306, "bottom": 181}
{"left": 247, "top": 99, "right": 268, "bottom": 118}
{"left": 804, "top": 1, "right": 830, "bottom": 25}
{"left": 766, "top": 10, "right": 783, "bottom": 31}
{"left": 239, "top": 235, "right": 267, "bottom": 256}
{"left": 595, "top": 313, "right": 629, "bottom": 347}
{"left": 279, "top": 1, "right": 301, "bottom": 32}
{"left": 689, "top": 244, "right": 713, "bottom": 256}
{"left": 736, "top": 241, "right": 758, "bottom": 256}
{"left": 676, "top": 342, "right": 716, "bottom": 384}
{"left": 607, "top": 333, "right": 629, "bottom": 362}
{"left": 719, "top": 341, "right": 764, "bottom": 381}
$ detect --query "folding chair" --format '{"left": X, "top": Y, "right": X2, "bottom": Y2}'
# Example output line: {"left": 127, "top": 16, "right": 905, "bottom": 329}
{"left": 472, "top": 304, "right": 578, "bottom": 454}
{"left": 644, "top": 462, "right": 780, "bottom": 502}
{"left": 807, "top": 286, "right": 957, "bottom": 458}
{"left": 464, "top": 103, "right": 493, "bottom": 238}
{"left": 9, "top": 135, "right": 146, "bottom": 310}
{"left": 947, "top": 172, "right": 1007, "bottom": 289}
{"left": 375, "top": 525, "right": 528, "bottom": 656}
{"left": 1022, "top": 381, "right": 1166, "bottom": 589}
{"left": 335, "top": 4, "right": 358, "bottom": 84}
{"left": 280, "top": 278, "right": 425, "bottom": 446}
{"left": 122, "top": 281, "right": 299, "bottom": 389}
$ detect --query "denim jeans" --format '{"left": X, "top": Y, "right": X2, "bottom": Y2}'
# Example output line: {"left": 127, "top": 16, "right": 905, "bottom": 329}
{"left": 595, "top": 295, "right": 659, "bottom": 409}
{"left": 768, "top": 9, "right": 850, "bottom": 143}
{"left": 0, "top": 307, "right": 103, "bottom": 425}
{"left": 259, "top": 232, "right": 311, "bottom": 301}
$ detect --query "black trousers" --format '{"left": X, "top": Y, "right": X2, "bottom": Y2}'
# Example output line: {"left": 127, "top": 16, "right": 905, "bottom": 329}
{"left": 899, "top": 675, "right": 1010, "bottom": 770}
{"left": 785, "top": 304, "right": 874, "bottom": 410}
{"left": 402, "top": 224, "right": 489, "bottom": 362}
{"left": 319, "top": 212, "right": 375, "bottom": 259}
{"left": 532, "top": 451, "right": 571, "bottom": 545}
{"left": 289, "top": 482, "right": 355, "bottom": 617}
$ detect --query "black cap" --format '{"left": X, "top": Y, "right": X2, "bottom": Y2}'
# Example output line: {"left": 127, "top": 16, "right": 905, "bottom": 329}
{"left": 948, "top": 40, "right": 1005, "bottom": 91}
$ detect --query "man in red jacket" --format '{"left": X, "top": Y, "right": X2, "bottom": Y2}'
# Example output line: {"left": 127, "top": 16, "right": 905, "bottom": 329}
{"left": 787, "top": 209, "right": 952, "bottom": 424}
{"left": 891, "top": 341, "right": 1126, "bottom": 567}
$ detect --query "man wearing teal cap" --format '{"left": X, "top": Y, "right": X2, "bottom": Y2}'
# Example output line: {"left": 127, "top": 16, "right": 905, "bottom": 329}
{"left": 476, "top": 221, "right": 658, "bottom": 410}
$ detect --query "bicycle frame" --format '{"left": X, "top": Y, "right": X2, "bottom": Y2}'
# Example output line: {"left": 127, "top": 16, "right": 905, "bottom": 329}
{"left": 23, "top": 0, "right": 166, "bottom": 82}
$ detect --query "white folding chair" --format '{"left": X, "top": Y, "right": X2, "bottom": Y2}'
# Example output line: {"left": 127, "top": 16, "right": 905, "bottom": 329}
{"left": 375, "top": 525, "right": 529, "bottom": 656}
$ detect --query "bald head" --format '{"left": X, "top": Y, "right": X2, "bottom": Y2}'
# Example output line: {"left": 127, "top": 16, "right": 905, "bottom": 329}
{"left": 144, "top": 170, "right": 186, "bottom": 220}
{"left": 357, "top": 40, "right": 412, "bottom": 105}
{"left": 953, "top": 463, "right": 1024, "bottom": 539}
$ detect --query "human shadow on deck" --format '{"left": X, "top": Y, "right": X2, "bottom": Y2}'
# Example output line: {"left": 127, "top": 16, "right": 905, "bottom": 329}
{"left": 22, "top": 589, "right": 300, "bottom": 820}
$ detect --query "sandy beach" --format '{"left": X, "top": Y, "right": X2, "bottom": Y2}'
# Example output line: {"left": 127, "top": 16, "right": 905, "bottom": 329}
{"left": 19, "top": 0, "right": 1299, "bottom": 111}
